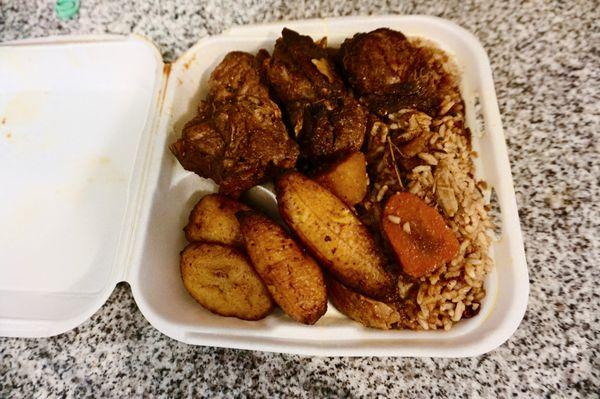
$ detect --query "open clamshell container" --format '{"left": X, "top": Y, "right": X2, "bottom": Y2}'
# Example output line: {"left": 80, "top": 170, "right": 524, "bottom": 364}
{"left": 0, "top": 15, "right": 528, "bottom": 357}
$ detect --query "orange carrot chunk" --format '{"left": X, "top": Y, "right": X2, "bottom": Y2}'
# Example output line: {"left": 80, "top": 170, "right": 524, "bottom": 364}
{"left": 382, "top": 192, "right": 459, "bottom": 278}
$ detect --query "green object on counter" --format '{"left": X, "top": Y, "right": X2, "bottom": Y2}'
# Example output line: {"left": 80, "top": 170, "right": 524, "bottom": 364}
{"left": 55, "top": 0, "right": 80, "bottom": 20}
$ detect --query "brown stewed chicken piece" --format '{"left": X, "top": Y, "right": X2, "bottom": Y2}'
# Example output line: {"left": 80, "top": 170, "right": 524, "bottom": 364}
{"left": 207, "top": 51, "right": 272, "bottom": 103}
{"left": 339, "top": 28, "right": 443, "bottom": 116}
{"left": 261, "top": 28, "right": 367, "bottom": 165}
{"left": 170, "top": 52, "right": 299, "bottom": 197}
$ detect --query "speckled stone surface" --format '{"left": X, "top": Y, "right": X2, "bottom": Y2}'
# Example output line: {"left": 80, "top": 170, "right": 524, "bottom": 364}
{"left": 1, "top": 0, "right": 599, "bottom": 397}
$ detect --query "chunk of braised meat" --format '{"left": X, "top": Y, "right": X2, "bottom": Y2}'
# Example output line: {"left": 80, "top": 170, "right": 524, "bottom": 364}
{"left": 339, "top": 28, "right": 443, "bottom": 116}
{"left": 170, "top": 52, "right": 299, "bottom": 197}
{"left": 300, "top": 95, "right": 367, "bottom": 163}
{"left": 262, "top": 29, "right": 367, "bottom": 164}
{"left": 207, "top": 51, "right": 271, "bottom": 103}
{"left": 263, "top": 28, "right": 346, "bottom": 103}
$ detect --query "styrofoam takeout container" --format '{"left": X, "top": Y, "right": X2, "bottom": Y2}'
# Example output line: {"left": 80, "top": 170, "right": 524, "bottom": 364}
{"left": 0, "top": 15, "right": 528, "bottom": 357}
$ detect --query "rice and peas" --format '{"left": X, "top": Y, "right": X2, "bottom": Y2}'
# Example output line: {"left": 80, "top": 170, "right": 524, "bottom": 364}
{"left": 359, "top": 40, "right": 494, "bottom": 331}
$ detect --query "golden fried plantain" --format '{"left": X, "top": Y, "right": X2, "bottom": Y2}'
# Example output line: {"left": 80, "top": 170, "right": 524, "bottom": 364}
{"left": 180, "top": 242, "right": 274, "bottom": 320}
{"left": 238, "top": 211, "right": 327, "bottom": 324}
{"left": 314, "top": 152, "right": 368, "bottom": 206}
{"left": 184, "top": 194, "right": 250, "bottom": 246}
{"left": 328, "top": 276, "right": 400, "bottom": 329}
{"left": 276, "top": 171, "right": 394, "bottom": 299}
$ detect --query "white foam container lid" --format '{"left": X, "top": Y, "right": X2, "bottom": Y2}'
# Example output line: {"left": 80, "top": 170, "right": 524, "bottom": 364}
{"left": 0, "top": 15, "right": 528, "bottom": 357}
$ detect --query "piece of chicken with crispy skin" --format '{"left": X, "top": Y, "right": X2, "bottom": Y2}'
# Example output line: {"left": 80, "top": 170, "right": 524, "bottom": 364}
{"left": 339, "top": 28, "right": 444, "bottom": 117}
{"left": 170, "top": 52, "right": 299, "bottom": 197}
{"left": 261, "top": 28, "right": 367, "bottom": 165}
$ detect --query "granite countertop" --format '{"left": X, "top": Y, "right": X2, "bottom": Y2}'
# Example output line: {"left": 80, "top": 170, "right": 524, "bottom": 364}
{"left": 1, "top": 0, "right": 598, "bottom": 397}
